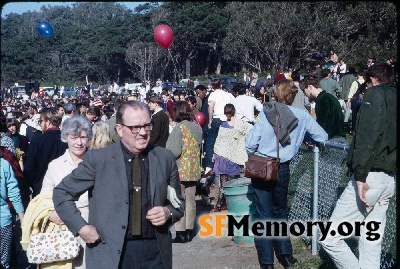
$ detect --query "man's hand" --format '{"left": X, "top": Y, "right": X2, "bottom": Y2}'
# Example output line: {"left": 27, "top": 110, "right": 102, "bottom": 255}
{"left": 356, "top": 181, "right": 370, "bottom": 208}
{"left": 346, "top": 100, "right": 351, "bottom": 109}
{"left": 146, "top": 206, "right": 170, "bottom": 226}
{"left": 48, "top": 210, "right": 64, "bottom": 225}
{"left": 78, "top": 225, "right": 101, "bottom": 244}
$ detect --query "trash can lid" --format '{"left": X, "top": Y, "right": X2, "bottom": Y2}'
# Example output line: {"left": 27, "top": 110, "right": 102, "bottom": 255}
{"left": 223, "top": 177, "right": 252, "bottom": 188}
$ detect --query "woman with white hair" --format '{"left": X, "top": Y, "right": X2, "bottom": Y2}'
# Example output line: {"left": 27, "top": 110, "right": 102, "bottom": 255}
{"left": 40, "top": 115, "right": 93, "bottom": 269}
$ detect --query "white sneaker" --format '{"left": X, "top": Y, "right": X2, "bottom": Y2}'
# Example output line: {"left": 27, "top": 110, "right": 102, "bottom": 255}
{"left": 204, "top": 167, "right": 212, "bottom": 176}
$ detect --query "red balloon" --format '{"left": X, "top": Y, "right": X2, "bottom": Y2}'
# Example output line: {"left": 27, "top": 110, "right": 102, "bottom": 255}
{"left": 154, "top": 24, "right": 174, "bottom": 49}
{"left": 194, "top": 112, "right": 206, "bottom": 127}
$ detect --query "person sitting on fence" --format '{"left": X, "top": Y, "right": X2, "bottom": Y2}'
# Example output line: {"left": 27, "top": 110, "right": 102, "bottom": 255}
{"left": 319, "top": 63, "right": 397, "bottom": 269}
{"left": 245, "top": 79, "right": 328, "bottom": 269}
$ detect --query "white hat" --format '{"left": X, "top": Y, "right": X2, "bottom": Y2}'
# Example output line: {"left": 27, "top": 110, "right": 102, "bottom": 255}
{"left": 6, "top": 112, "right": 14, "bottom": 119}
{"left": 26, "top": 114, "right": 42, "bottom": 131}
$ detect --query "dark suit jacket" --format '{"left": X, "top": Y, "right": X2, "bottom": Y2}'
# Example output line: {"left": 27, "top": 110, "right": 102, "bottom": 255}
{"left": 53, "top": 142, "right": 184, "bottom": 269}
{"left": 24, "top": 129, "right": 67, "bottom": 197}
{"left": 200, "top": 91, "right": 212, "bottom": 123}
{"left": 150, "top": 110, "right": 170, "bottom": 147}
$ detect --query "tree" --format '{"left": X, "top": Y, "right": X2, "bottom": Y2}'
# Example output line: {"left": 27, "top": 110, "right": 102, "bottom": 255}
{"left": 160, "top": 2, "right": 228, "bottom": 77}
{"left": 1, "top": 2, "right": 397, "bottom": 86}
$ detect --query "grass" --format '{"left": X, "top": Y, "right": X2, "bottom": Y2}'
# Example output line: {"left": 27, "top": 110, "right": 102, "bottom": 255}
{"left": 291, "top": 236, "right": 336, "bottom": 268}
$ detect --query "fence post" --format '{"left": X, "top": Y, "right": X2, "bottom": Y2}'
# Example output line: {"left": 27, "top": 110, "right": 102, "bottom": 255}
{"left": 312, "top": 145, "right": 320, "bottom": 255}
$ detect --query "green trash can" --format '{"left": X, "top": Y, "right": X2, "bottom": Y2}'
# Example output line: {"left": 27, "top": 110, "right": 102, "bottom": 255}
{"left": 223, "top": 177, "right": 258, "bottom": 246}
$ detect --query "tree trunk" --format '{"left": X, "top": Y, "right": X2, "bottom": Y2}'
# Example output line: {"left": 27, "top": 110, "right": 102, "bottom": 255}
{"left": 203, "top": 47, "right": 212, "bottom": 75}
{"left": 215, "top": 54, "right": 222, "bottom": 75}
{"left": 185, "top": 58, "right": 191, "bottom": 78}
{"left": 117, "top": 67, "right": 121, "bottom": 84}
{"left": 143, "top": 47, "right": 147, "bottom": 81}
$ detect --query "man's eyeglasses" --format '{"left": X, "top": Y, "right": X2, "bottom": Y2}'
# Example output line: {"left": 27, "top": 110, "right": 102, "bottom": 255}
{"left": 121, "top": 123, "right": 153, "bottom": 134}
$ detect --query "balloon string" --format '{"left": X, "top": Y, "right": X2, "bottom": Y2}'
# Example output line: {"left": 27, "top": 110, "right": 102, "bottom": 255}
{"left": 168, "top": 48, "right": 183, "bottom": 82}
{"left": 53, "top": 36, "right": 107, "bottom": 82}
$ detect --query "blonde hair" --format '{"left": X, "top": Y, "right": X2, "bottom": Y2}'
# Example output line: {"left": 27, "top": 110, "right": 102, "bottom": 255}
{"left": 89, "top": 121, "right": 112, "bottom": 149}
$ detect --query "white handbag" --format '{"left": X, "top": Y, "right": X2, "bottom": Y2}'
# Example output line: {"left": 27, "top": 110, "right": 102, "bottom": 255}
{"left": 26, "top": 217, "right": 80, "bottom": 264}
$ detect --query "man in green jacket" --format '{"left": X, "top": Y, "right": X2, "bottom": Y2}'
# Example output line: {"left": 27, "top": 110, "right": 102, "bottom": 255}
{"left": 320, "top": 63, "right": 397, "bottom": 269}
{"left": 300, "top": 75, "right": 346, "bottom": 143}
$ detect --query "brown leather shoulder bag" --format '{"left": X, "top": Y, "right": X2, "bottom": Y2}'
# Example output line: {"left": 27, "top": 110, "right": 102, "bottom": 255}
{"left": 244, "top": 113, "right": 280, "bottom": 181}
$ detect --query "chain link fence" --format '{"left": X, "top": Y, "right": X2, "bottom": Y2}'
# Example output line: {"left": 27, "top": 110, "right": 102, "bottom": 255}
{"left": 288, "top": 146, "right": 396, "bottom": 268}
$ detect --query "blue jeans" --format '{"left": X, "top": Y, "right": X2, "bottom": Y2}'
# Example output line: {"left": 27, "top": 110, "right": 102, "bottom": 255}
{"left": 251, "top": 163, "right": 293, "bottom": 265}
{"left": 204, "top": 118, "right": 222, "bottom": 168}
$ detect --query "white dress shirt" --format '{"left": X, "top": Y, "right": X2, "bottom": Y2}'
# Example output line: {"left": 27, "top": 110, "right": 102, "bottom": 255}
{"left": 41, "top": 149, "right": 89, "bottom": 208}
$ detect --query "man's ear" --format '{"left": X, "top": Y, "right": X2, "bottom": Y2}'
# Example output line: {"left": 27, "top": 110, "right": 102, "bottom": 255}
{"left": 115, "top": 124, "right": 123, "bottom": 137}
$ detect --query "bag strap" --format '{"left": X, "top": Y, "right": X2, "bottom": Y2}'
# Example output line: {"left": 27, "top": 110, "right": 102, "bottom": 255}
{"left": 40, "top": 216, "right": 50, "bottom": 233}
{"left": 275, "top": 112, "right": 280, "bottom": 159}
{"left": 248, "top": 110, "right": 280, "bottom": 158}
{"left": 40, "top": 215, "right": 64, "bottom": 233}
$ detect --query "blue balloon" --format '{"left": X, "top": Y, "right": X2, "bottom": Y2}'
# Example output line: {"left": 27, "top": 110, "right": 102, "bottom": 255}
{"left": 38, "top": 21, "right": 53, "bottom": 37}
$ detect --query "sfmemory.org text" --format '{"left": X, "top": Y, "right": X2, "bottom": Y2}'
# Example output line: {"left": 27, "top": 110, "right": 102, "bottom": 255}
{"left": 199, "top": 215, "right": 381, "bottom": 241}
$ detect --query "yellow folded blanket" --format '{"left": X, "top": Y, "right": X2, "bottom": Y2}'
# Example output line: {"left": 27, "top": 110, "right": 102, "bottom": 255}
{"left": 21, "top": 191, "right": 72, "bottom": 269}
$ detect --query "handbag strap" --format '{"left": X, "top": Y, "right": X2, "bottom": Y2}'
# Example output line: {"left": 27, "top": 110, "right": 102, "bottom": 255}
{"left": 40, "top": 216, "right": 51, "bottom": 233}
{"left": 248, "top": 110, "right": 280, "bottom": 158}
{"left": 275, "top": 112, "right": 279, "bottom": 159}
{"left": 40, "top": 215, "right": 64, "bottom": 233}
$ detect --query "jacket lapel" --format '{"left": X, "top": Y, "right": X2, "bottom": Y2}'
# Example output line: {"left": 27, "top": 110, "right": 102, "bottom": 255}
{"left": 112, "top": 143, "right": 129, "bottom": 192}
{"left": 148, "top": 149, "right": 159, "bottom": 206}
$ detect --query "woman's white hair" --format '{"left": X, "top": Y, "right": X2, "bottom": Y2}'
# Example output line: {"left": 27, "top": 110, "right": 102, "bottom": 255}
{"left": 61, "top": 115, "right": 93, "bottom": 142}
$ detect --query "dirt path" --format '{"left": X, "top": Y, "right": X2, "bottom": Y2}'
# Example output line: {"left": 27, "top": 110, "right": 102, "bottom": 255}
{"left": 172, "top": 184, "right": 260, "bottom": 268}
{"left": 171, "top": 184, "right": 310, "bottom": 269}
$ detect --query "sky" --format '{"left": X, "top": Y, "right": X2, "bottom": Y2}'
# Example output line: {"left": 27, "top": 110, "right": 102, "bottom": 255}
{"left": 1, "top": 2, "right": 147, "bottom": 17}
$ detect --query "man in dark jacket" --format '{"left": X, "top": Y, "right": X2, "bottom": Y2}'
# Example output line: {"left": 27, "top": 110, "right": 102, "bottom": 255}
{"left": 195, "top": 84, "right": 212, "bottom": 173}
{"left": 300, "top": 75, "right": 346, "bottom": 143}
{"left": 148, "top": 96, "right": 169, "bottom": 147}
{"left": 23, "top": 109, "right": 67, "bottom": 197}
{"left": 320, "top": 63, "right": 396, "bottom": 268}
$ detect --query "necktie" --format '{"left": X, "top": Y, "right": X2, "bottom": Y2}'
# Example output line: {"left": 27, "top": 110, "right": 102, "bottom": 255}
{"left": 132, "top": 154, "right": 142, "bottom": 235}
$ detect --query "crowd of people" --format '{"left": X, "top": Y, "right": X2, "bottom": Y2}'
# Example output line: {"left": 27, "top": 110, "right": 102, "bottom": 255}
{"left": 0, "top": 57, "right": 397, "bottom": 269}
